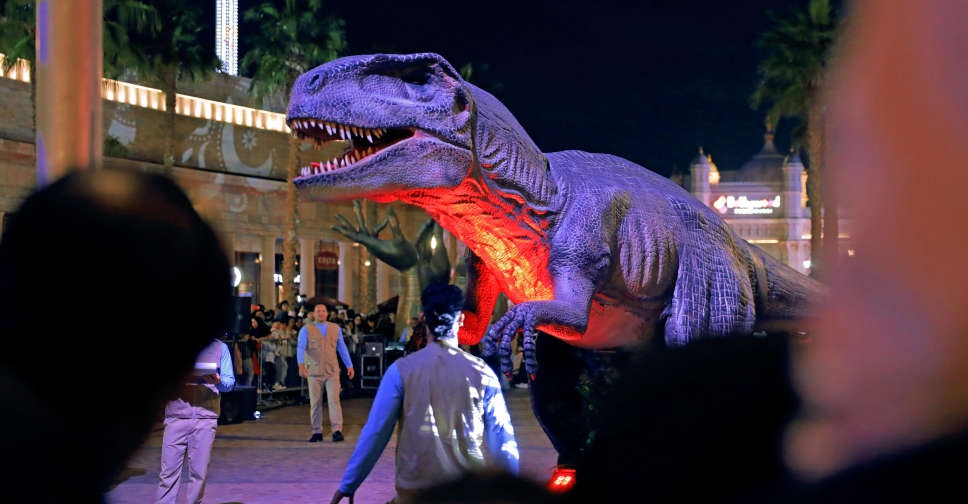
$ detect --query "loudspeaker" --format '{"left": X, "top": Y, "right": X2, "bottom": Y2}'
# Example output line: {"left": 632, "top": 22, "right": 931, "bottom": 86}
{"left": 361, "top": 355, "right": 382, "bottom": 390}
{"left": 229, "top": 295, "right": 252, "bottom": 337}
{"left": 219, "top": 385, "right": 257, "bottom": 424}
{"left": 385, "top": 348, "right": 405, "bottom": 368}
{"left": 364, "top": 342, "right": 384, "bottom": 357}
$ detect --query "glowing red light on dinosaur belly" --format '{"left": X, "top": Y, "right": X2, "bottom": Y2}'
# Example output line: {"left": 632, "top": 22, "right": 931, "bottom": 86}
{"left": 458, "top": 213, "right": 554, "bottom": 301}
{"left": 401, "top": 175, "right": 554, "bottom": 301}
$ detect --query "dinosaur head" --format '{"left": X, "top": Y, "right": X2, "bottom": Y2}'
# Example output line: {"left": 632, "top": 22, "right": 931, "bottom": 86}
{"left": 287, "top": 53, "right": 475, "bottom": 202}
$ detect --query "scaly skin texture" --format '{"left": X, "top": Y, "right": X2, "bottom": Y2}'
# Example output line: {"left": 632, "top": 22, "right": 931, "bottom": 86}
{"left": 286, "top": 52, "right": 825, "bottom": 378}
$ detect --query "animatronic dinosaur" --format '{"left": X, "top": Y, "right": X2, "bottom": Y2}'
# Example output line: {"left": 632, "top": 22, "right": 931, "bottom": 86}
{"left": 286, "top": 52, "right": 824, "bottom": 464}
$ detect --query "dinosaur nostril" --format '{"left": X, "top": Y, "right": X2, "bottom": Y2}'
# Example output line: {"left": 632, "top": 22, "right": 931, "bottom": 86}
{"left": 307, "top": 74, "right": 320, "bottom": 89}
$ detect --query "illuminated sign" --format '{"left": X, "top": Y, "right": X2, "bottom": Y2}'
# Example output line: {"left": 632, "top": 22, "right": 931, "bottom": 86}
{"left": 712, "top": 195, "right": 781, "bottom": 215}
{"left": 315, "top": 251, "right": 339, "bottom": 270}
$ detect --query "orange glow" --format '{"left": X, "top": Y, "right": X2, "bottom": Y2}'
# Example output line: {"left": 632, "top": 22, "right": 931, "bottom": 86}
{"left": 400, "top": 169, "right": 555, "bottom": 305}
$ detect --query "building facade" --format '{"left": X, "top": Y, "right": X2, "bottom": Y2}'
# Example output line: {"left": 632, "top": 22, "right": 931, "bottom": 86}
{"left": 684, "top": 128, "right": 850, "bottom": 276}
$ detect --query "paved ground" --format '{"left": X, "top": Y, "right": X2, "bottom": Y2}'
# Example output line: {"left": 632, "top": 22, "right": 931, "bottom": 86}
{"left": 106, "top": 386, "right": 557, "bottom": 504}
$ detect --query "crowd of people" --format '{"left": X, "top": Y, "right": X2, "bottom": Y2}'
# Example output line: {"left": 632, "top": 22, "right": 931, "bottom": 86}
{"left": 229, "top": 296, "right": 529, "bottom": 398}
{"left": 229, "top": 298, "right": 404, "bottom": 393}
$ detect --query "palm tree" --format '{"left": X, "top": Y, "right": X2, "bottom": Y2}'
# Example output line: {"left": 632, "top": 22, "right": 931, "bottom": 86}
{"left": 240, "top": 0, "right": 347, "bottom": 308}
{"left": 751, "top": 0, "right": 838, "bottom": 279}
{"left": 119, "top": 0, "right": 221, "bottom": 166}
{"left": 0, "top": 0, "right": 38, "bottom": 138}
{"left": 103, "top": 0, "right": 160, "bottom": 80}
{"left": 0, "top": 0, "right": 160, "bottom": 150}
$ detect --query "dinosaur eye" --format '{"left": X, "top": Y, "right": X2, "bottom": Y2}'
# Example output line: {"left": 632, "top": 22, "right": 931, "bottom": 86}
{"left": 399, "top": 66, "right": 432, "bottom": 85}
{"left": 453, "top": 88, "right": 469, "bottom": 113}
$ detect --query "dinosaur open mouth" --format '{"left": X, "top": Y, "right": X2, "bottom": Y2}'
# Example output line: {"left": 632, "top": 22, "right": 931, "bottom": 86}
{"left": 288, "top": 118, "right": 414, "bottom": 177}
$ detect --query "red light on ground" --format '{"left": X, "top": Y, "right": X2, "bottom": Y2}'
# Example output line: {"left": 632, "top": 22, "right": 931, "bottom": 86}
{"left": 547, "top": 466, "right": 576, "bottom": 493}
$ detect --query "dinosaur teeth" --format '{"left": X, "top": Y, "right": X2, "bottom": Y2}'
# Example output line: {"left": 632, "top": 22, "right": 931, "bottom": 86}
{"left": 290, "top": 118, "right": 397, "bottom": 147}
{"left": 301, "top": 139, "right": 388, "bottom": 178}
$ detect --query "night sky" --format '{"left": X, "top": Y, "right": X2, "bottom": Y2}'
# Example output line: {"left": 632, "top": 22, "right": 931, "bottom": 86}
{"left": 234, "top": 0, "right": 832, "bottom": 178}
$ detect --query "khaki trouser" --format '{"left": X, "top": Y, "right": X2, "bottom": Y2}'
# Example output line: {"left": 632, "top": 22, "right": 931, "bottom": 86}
{"left": 156, "top": 416, "right": 217, "bottom": 504}
{"left": 308, "top": 373, "right": 342, "bottom": 433}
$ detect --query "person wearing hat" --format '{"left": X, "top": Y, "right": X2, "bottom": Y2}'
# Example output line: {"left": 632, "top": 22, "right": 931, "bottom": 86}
{"left": 298, "top": 299, "right": 355, "bottom": 442}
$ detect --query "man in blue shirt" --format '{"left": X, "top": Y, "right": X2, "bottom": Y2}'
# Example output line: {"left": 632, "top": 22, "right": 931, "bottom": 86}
{"left": 298, "top": 300, "right": 355, "bottom": 442}
{"left": 330, "top": 283, "right": 519, "bottom": 503}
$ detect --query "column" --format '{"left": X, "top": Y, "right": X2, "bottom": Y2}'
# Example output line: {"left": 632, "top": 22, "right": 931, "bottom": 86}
{"left": 782, "top": 151, "right": 806, "bottom": 219}
{"left": 364, "top": 202, "right": 378, "bottom": 313}
{"left": 36, "top": 0, "right": 103, "bottom": 185}
{"left": 259, "top": 235, "right": 276, "bottom": 308}
{"left": 376, "top": 259, "right": 392, "bottom": 306}
{"left": 338, "top": 242, "right": 358, "bottom": 309}
{"left": 299, "top": 238, "right": 315, "bottom": 299}
{"left": 403, "top": 269, "right": 420, "bottom": 319}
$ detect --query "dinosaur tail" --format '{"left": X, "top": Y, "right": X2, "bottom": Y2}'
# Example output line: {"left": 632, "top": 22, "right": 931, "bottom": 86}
{"left": 748, "top": 245, "right": 827, "bottom": 332}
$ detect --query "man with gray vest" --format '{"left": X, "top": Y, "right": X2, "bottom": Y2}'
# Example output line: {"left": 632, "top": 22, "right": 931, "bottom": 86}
{"left": 156, "top": 338, "right": 236, "bottom": 504}
{"left": 298, "top": 299, "right": 356, "bottom": 442}
{"left": 329, "top": 283, "right": 519, "bottom": 504}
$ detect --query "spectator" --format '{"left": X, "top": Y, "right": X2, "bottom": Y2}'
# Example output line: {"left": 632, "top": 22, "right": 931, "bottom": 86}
{"left": 329, "top": 283, "right": 519, "bottom": 504}
{"left": 298, "top": 300, "right": 355, "bottom": 442}
{"left": 296, "top": 293, "right": 309, "bottom": 317}
{"left": 398, "top": 317, "right": 420, "bottom": 344}
{"left": 0, "top": 169, "right": 231, "bottom": 502}
{"left": 272, "top": 319, "right": 297, "bottom": 390}
{"left": 278, "top": 300, "right": 293, "bottom": 318}
{"left": 235, "top": 322, "right": 258, "bottom": 386}
{"left": 403, "top": 316, "right": 428, "bottom": 354}
{"left": 355, "top": 313, "right": 373, "bottom": 334}
{"left": 156, "top": 338, "right": 236, "bottom": 504}
{"left": 257, "top": 331, "right": 277, "bottom": 393}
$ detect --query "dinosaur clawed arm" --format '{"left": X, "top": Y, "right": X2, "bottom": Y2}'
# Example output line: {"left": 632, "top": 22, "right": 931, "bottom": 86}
{"left": 331, "top": 200, "right": 419, "bottom": 271}
{"left": 484, "top": 236, "right": 604, "bottom": 379}
{"left": 485, "top": 256, "right": 600, "bottom": 378}
{"left": 485, "top": 298, "right": 592, "bottom": 378}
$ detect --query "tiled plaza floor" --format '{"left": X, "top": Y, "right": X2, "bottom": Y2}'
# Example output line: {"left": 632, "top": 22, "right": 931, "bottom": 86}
{"left": 106, "top": 386, "right": 557, "bottom": 504}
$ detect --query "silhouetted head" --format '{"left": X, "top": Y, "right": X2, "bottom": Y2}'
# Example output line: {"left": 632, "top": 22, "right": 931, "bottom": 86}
{"left": 0, "top": 169, "right": 231, "bottom": 499}
{"left": 420, "top": 282, "right": 464, "bottom": 340}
